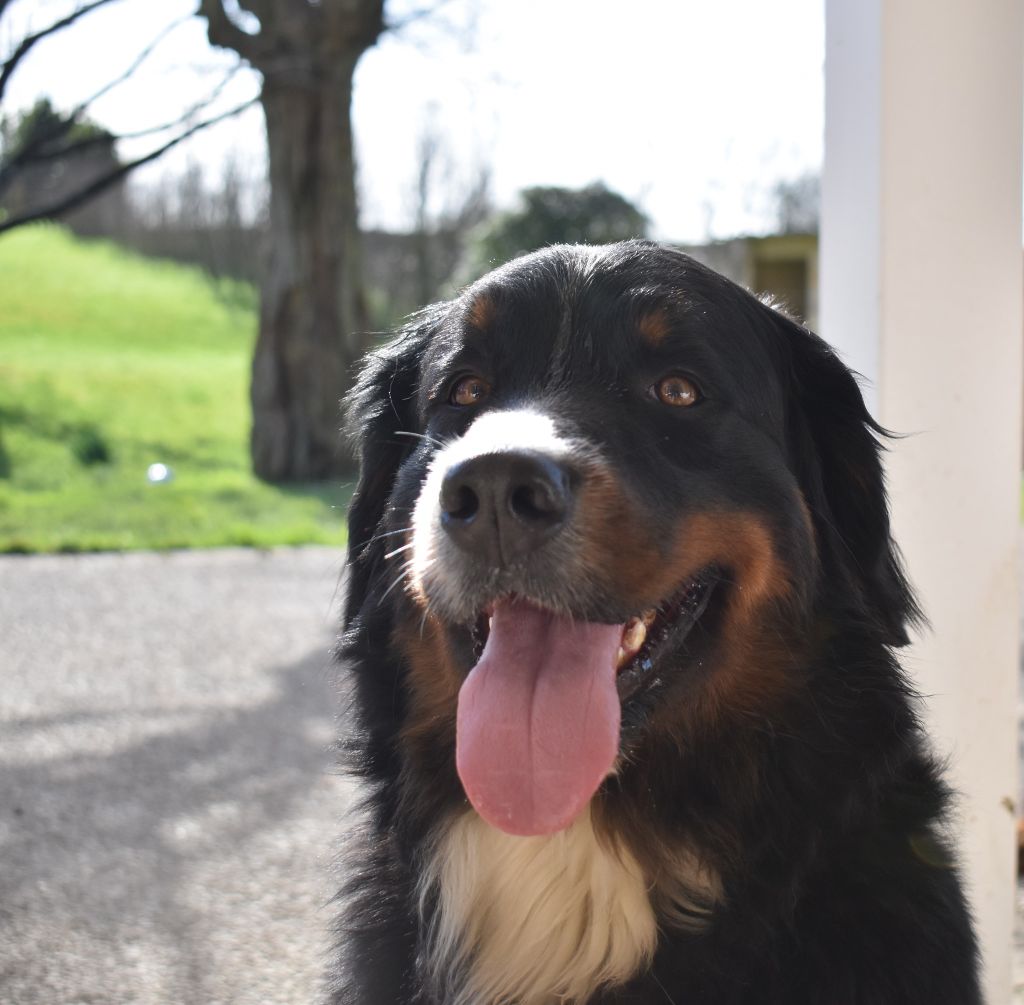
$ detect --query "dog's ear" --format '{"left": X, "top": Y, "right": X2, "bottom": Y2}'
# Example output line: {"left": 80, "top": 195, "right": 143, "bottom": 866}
{"left": 772, "top": 307, "right": 920, "bottom": 646}
{"left": 343, "top": 312, "right": 439, "bottom": 628}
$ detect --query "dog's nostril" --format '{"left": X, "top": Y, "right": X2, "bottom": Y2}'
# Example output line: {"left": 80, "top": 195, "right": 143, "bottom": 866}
{"left": 448, "top": 485, "right": 478, "bottom": 521}
{"left": 509, "top": 480, "right": 561, "bottom": 523}
{"left": 442, "top": 482, "right": 479, "bottom": 522}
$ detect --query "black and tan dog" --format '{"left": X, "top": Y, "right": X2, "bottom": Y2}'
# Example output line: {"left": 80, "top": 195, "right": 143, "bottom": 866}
{"left": 333, "top": 241, "right": 979, "bottom": 1004}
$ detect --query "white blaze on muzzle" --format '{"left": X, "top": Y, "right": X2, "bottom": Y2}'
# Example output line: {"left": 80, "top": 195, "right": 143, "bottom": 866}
{"left": 410, "top": 409, "right": 575, "bottom": 591}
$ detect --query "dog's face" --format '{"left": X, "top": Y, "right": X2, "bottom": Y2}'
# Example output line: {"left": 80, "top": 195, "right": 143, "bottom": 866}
{"left": 345, "top": 241, "right": 914, "bottom": 839}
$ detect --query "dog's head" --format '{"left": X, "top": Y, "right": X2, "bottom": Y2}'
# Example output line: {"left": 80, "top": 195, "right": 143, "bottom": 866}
{"left": 344, "top": 241, "right": 916, "bottom": 837}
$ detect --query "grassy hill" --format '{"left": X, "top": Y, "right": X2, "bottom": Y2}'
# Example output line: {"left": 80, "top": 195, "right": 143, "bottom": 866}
{"left": 0, "top": 226, "right": 350, "bottom": 552}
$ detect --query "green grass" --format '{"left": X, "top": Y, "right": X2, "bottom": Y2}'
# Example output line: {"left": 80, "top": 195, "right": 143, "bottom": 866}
{"left": 0, "top": 225, "right": 350, "bottom": 552}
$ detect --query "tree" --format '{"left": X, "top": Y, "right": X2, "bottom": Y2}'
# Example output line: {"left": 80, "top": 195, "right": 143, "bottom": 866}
{"left": 772, "top": 171, "right": 820, "bottom": 235}
{"left": 2, "top": 0, "right": 453, "bottom": 481}
{"left": 466, "top": 182, "right": 649, "bottom": 278}
{"left": 1, "top": 98, "right": 124, "bottom": 235}
{"left": 0, "top": 0, "right": 117, "bottom": 105}
{"left": 409, "top": 113, "right": 490, "bottom": 306}
{"left": 0, "top": 5, "right": 258, "bottom": 234}
{"left": 119, "top": 156, "right": 266, "bottom": 301}
{"left": 199, "top": 1, "right": 385, "bottom": 481}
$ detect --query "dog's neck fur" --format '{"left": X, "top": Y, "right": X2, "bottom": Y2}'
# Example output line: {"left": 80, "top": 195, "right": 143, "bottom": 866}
{"left": 418, "top": 807, "right": 717, "bottom": 1005}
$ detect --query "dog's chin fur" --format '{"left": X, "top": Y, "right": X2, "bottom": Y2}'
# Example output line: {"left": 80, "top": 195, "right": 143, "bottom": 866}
{"left": 333, "top": 241, "right": 980, "bottom": 1005}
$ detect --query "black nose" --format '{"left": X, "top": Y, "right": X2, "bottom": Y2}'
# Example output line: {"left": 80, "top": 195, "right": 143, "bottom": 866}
{"left": 439, "top": 451, "right": 573, "bottom": 563}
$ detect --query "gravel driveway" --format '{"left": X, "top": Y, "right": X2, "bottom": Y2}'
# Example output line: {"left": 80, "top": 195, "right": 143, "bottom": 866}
{"left": 0, "top": 548, "right": 353, "bottom": 1005}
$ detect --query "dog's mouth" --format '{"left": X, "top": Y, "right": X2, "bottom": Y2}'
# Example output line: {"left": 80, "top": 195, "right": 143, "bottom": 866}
{"left": 456, "top": 568, "right": 720, "bottom": 838}
{"left": 611, "top": 570, "right": 718, "bottom": 699}
{"left": 468, "top": 568, "right": 718, "bottom": 696}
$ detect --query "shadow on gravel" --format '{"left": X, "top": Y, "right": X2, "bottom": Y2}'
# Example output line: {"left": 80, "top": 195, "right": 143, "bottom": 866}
{"left": 0, "top": 647, "right": 348, "bottom": 1002}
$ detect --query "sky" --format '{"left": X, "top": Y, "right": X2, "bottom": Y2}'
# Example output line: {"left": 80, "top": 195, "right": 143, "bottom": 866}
{"left": 1, "top": 0, "right": 825, "bottom": 242}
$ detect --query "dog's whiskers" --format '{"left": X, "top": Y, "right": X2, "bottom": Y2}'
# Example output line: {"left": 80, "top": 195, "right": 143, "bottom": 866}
{"left": 384, "top": 542, "right": 415, "bottom": 560}
{"left": 395, "top": 429, "right": 445, "bottom": 449}
{"left": 364, "top": 526, "right": 413, "bottom": 546}
{"left": 379, "top": 560, "right": 415, "bottom": 604}
{"left": 652, "top": 973, "right": 680, "bottom": 1005}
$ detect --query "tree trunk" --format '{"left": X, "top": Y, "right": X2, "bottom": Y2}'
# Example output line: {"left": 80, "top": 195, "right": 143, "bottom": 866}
{"left": 199, "top": 0, "right": 385, "bottom": 481}
{"left": 251, "top": 58, "right": 368, "bottom": 481}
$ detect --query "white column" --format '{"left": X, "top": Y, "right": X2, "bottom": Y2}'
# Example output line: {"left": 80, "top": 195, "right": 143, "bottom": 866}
{"left": 822, "top": 2, "right": 1023, "bottom": 1001}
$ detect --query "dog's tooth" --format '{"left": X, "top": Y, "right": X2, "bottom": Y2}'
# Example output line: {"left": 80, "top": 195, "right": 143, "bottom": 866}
{"left": 622, "top": 614, "right": 647, "bottom": 647}
{"left": 615, "top": 646, "right": 628, "bottom": 670}
{"left": 622, "top": 618, "right": 648, "bottom": 654}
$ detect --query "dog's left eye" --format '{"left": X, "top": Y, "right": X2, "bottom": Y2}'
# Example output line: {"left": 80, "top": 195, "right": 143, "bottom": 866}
{"left": 654, "top": 374, "right": 701, "bottom": 407}
{"left": 449, "top": 375, "right": 491, "bottom": 407}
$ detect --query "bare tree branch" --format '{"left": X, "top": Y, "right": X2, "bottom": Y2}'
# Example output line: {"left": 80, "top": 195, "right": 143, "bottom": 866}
{"left": 52, "top": 65, "right": 242, "bottom": 147}
{"left": 384, "top": 0, "right": 454, "bottom": 32}
{"left": 0, "top": 12, "right": 194, "bottom": 191}
{"left": 0, "top": 64, "right": 246, "bottom": 197}
{"left": 0, "top": 0, "right": 122, "bottom": 103}
{"left": 76, "top": 11, "right": 193, "bottom": 114}
{"left": 109, "top": 63, "right": 246, "bottom": 137}
{"left": 234, "top": 0, "right": 275, "bottom": 26}
{"left": 198, "top": 0, "right": 265, "bottom": 65}
{"left": 0, "top": 94, "right": 259, "bottom": 234}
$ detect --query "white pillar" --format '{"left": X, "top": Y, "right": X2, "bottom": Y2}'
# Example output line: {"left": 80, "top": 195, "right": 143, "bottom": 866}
{"left": 822, "top": 3, "right": 1023, "bottom": 1001}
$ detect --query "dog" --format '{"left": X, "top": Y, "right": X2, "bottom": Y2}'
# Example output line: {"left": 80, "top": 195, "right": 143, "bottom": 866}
{"left": 333, "top": 241, "right": 979, "bottom": 1004}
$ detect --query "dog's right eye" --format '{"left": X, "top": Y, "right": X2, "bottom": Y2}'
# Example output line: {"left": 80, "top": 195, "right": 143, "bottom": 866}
{"left": 449, "top": 375, "right": 491, "bottom": 407}
{"left": 654, "top": 374, "right": 701, "bottom": 408}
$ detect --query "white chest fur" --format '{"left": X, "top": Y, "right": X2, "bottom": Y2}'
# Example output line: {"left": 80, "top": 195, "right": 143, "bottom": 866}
{"left": 418, "top": 809, "right": 659, "bottom": 1005}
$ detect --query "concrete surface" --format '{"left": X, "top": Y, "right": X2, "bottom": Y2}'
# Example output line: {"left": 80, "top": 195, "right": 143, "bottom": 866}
{"left": 0, "top": 548, "right": 353, "bottom": 1005}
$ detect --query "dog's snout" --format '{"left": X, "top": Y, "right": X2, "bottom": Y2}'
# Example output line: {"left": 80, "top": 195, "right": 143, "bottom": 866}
{"left": 440, "top": 451, "right": 573, "bottom": 563}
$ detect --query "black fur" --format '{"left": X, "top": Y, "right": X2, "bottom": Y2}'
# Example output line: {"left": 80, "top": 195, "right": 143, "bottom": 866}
{"left": 331, "top": 242, "right": 979, "bottom": 1004}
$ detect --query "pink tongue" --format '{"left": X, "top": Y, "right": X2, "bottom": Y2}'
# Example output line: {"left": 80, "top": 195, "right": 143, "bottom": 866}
{"left": 456, "top": 598, "right": 623, "bottom": 836}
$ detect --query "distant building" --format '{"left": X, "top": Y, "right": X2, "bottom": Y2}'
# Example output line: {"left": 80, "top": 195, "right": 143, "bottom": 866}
{"left": 679, "top": 233, "right": 819, "bottom": 330}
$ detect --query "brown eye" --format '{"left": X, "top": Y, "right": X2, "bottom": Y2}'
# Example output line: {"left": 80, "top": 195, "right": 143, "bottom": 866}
{"left": 450, "top": 375, "right": 491, "bottom": 407}
{"left": 655, "top": 374, "right": 700, "bottom": 407}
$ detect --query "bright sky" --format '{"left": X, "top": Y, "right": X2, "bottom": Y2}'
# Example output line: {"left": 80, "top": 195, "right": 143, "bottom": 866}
{"left": 2, "top": 0, "right": 825, "bottom": 241}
